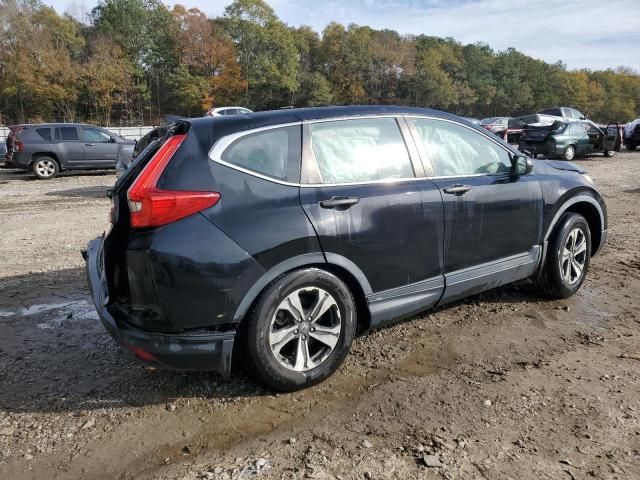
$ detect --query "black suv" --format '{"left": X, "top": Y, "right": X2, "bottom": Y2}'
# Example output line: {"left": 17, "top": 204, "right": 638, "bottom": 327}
{"left": 6, "top": 123, "right": 135, "bottom": 179}
{"left": 85, "top": 106, "right": 607, "bottom": 391}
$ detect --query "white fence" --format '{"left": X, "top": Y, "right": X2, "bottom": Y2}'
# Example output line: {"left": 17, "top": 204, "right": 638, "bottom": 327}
{"left": 0, "top": 126, "right": 155, "bottom": 141}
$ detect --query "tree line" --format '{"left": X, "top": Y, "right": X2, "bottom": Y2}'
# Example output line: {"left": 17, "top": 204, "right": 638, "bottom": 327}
{"left": 1, "top": 0, "right": 639, "bottom": 127}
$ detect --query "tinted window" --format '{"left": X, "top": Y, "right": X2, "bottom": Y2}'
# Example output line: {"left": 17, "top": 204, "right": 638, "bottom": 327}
{"left": 309, "top": 118, "right": 413, "bottom": 184}
{"left": 222, "top": 126, "right": 299, "bottom": 181}
{"left": 84, "top": 128, "right": 111, "bottom": 143}
{"left": 59, "top": 127, "right": 79, "bottom": 141}
{"left": 36, "top": 128, "right": 52, "bottom": 141}
{"left": 413, "top": 118, "right": 512, "bottom": 177}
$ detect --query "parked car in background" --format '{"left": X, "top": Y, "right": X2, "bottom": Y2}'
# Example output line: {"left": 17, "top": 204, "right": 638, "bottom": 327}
{"left": 479, "top": 117, "right": 510, "bottom": 134}
{"left": 623, "top": 119, "right": 640, "bottom": 151}
{"left": 86, "top": 106, "right": 607, "bottom": 391}
{"left": 6, "top": 123, "right": 135, "bottom": 179}
{"left": 520, "top": 120, "right": 620, "bottom": 160}
{"left": 115, "top": 125, "right": 169, "bottom": 177}
{"left": 463, "top": 117, "right": 481, "bottom": 124}
{"left": 206, "top": 107, "right": 253, "bottom": 117}
{"left": 510, "top": 107, "right": 589, "bottom": 129}
{"left": 0, "top": 140, "right": 7, "bottom": 165}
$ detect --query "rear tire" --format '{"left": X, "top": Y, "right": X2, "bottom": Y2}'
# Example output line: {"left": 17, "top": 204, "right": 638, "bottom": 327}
{"left": 538, "top": 213, "right": 591, "bottom": 299}
{"left": 244, "top": 268, "right": 356, "bottom": 392}
{"left": 32, "top": 157, "right": 59, "bottom": 179}
{"left": 604, "top": 149, "right": 616, "bottom": 158}
{"left": 562, "top": 145, "right": 576, "bottom": 161}
{"left": 626, "top": 144, "right": 636, "bottom": 151}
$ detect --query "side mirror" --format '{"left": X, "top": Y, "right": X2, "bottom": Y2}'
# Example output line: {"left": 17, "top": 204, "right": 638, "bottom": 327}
{"left": 513, "top": 155, "right": 533, "bottom": 176}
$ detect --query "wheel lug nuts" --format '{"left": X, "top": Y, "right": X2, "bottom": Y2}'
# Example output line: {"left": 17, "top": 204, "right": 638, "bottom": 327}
{"left": 302, "top": 335, "right": 306, "bottom": 340}
{"left": 311, "top": 327, "right": 315, "bottom": 332}
{"left": 294, "top": 329, "right": 299, "bottom": 335}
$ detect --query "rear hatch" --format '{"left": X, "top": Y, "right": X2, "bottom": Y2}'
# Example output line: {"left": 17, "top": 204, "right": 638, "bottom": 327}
{"left": 522, "top": 121, "right": 566, "bottom": 144}
{"left": 103, "top": 122, "right": 184, "bottom": 311}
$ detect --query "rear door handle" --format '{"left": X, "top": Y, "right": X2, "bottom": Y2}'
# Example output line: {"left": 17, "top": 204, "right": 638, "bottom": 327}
{"left": 85, "top": 143, "right": 95, "bottom": 147}
{"left": 443, "top": 184, "right": 472, "bottom": 195}
{"left": 319, "top": 196, "right": 359, "bottom": 209}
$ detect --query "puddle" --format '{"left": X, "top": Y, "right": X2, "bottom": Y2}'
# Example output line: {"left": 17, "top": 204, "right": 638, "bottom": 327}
{"left": 0, "top": 299, "right": 99, "bottom": 329}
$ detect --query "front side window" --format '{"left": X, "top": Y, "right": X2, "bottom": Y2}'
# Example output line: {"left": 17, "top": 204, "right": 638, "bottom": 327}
{"left": 309, "top": 117, "right": 414, "bottom": 184}
{"left": 221, "top": 126, "right": 299, "bottom": 181}
{"left": 412, "top": 118, "right": 512, "bottom": 177}
{"left": 84, "top": 128, "right": 111, "bottom": 143}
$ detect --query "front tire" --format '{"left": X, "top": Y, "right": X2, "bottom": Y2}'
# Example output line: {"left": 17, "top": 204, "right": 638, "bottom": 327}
{"left": 626, "top": 144, "right": 636, "bottom": 151}
{"left": 539, "top": 213, "right": 591, "bottom": 299}
{"left": 32, "top": 157, "right": 59, "bottom": 179}
{"left": 604, "top": 149, "right": 616, "bottom": 158}
{"left": 562, "top": 145, "right": 576, "bottom": 161}
{"left": 245, "top": 268, "right": 356, "bottom": 392}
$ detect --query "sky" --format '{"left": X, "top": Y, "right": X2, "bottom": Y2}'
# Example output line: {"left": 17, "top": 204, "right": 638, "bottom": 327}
{"left": 47, "top": 0, "right": 640, "bottom": 71}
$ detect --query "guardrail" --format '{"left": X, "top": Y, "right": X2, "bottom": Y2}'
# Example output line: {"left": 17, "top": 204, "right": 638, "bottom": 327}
{"left": 0, "top": 126, "right": 156, "bottom": 141}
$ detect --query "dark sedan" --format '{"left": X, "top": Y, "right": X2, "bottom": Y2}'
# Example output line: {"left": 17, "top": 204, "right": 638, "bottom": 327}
{"left": 85, "top": 106, "right": 607, "bottom": 391}
{"left": 520, "top": 121, "right": 620, "bottom": 161}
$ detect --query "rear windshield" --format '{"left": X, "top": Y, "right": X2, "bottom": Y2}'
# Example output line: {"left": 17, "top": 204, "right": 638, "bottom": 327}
{"left": 540, "top": 108, "right": 562, "bottom": 117}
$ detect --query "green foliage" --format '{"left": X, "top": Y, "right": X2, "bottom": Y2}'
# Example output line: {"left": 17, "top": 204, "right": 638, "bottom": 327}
{"left": 0, "top": 0, "right": 638, "bottom": 126}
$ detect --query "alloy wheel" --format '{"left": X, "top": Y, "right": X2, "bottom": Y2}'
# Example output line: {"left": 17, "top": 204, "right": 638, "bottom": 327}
{"left": 560, "top": 227, "right": 587, "bottom": 285}
{"left": 268, "top": 287, "right": 341, "bottom": 372}
{"left": 565, "top": 146, "right": 575, "bottom": 161}
{"left": 36, "top": 160, "right": 56, "bottom": 178}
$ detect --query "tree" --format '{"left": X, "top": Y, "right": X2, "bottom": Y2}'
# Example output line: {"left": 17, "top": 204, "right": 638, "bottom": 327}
{"left": 221, "top": 0, "right": 298, "bottom": 109}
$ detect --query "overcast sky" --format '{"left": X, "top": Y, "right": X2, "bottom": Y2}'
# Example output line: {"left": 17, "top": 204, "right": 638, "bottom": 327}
{"left": 47, "top": 0, "right": 640, "bottom": 71}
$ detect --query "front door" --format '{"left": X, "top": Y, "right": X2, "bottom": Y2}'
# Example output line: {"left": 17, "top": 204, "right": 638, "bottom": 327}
{"left": 82, "top": 127, "right": 119, "bottom": 167}
{"left": 299, "top": 117, "right": 445, "bottom": 325}
{"left": 408, "top": 117, "right": 543, "bottom": 303}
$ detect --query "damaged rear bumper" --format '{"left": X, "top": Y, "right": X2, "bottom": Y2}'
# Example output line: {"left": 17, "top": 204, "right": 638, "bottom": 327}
{"left": 84, "top": 237, "right": 235, "bottom": 377}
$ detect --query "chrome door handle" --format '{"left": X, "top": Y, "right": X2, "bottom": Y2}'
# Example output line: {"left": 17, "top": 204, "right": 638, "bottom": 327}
{"left": 319, "top": 196, "right": 360, "bottom": 209}
{"left": 443, "top": 185, "right": 472, "bottom": 195}
{"left": 85, "top": 143, "right": 95, "bottom": 147}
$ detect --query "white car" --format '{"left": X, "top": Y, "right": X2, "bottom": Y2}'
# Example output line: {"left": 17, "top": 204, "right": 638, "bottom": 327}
{"left": 206, "top": 107, "right": 253, "bottom": 117}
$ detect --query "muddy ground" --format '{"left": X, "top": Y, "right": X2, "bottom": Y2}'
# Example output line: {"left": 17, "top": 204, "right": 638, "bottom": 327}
{"left": 0, "top": 154, "right": 639, "bottom": 480}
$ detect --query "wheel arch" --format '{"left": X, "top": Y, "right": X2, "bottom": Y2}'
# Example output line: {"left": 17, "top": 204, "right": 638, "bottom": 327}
{"left": 544, "top": 194, "right": 605, "bottom": 257}
{"left": 30, "top": 152, "right": 61, "bottom": 170}
{"left": 232, "top": 253, "right": 373, "bottom": 334}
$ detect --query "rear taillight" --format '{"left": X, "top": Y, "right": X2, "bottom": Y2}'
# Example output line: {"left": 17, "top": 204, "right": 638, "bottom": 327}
{"left": 127, "top": 134, "right": 220, "bottom": 228}
{"left": 14, "top": 141, "right": 23, "bottom": 152}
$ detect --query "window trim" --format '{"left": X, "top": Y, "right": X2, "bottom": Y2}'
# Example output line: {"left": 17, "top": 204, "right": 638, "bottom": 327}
{"left": 209, "top": 114, "right": 518, "bottom": 187}
{"left": 404, "top": 115, "right": 516, "bottom": 179}
{"left": 209, "top": 122, "right": 302, "bottom": 186}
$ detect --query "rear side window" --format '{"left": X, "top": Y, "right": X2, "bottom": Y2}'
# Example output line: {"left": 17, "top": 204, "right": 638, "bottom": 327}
{"left": 413, "top": 118, "right": 512, "bottom": 177}
{"left": 309, "top": 117, "right": 414, "bottom": 184}
{"left": 36, "top": 128, "right": 52, "bottom": 140}
{"left": 221, "top": 126, "right": 300, "bottom": 181}
{"left": 57, "top": 127, "right": 79, "bottom": 141}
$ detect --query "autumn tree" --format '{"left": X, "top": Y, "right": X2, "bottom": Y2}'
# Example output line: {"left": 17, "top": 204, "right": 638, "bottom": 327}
{"left": 221, "top": 0, "right": 298, "bottom": 109}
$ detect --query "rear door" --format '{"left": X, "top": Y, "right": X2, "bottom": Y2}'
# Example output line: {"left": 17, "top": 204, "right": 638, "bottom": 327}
{"left": 299, "top": 116, "right": 445, "bottom": 324}
{"left": 54, "top": 126, "right": 84, "bottom": 166}
{"left": 568, "top": 123, "right": 591, "bottom": 154}
{"left": 82, "top": 127, "right": 119, "bottom": 166}
{"left": 407, "top": 116, "right": 543, "bottom": 303}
